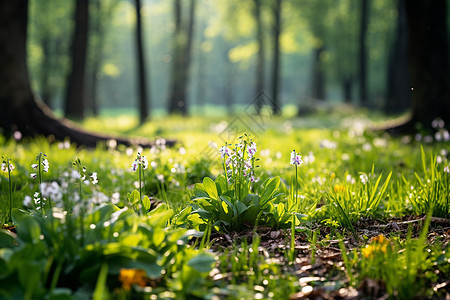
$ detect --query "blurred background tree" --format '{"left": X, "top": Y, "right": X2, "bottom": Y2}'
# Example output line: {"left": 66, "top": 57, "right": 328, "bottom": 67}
{"left": 1, "top": 0, "right": 449, "bottom": 139}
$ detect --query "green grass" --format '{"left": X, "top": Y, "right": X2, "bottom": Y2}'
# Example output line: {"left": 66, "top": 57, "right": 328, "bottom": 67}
{"left": 0, "top": 111, "right": 449, "bottom": 299}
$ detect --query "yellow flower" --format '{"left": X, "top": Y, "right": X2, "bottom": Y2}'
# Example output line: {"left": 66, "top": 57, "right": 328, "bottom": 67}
{"left": 363, "top": 235, "right": 389, "bottom": 258}
{"left": 333, "top": 184, "right": 345, "bottom": 192}
{"left": 119, "top": 268, "right": 147, "bottom": 291}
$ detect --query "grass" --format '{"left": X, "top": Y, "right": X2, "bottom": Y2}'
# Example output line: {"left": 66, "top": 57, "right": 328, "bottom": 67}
{"left": 0, "top": 110, "right": 449, "bottom": 299}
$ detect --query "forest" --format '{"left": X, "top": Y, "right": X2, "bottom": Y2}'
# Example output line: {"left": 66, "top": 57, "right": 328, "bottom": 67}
{"left": 0, "top": 0, "right": 449, "bottom": 299}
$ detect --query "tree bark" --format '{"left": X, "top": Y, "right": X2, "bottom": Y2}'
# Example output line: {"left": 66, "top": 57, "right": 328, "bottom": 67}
{"left": 253, "top": 0, "right": 265, "bottom": 114}
{"left": 167, "top": 0, "right": 196, "bottom": 115}
{"left": 405, "top": 0, "right": 449, "bottom": 128}
{"left": 40, "top": 35, "right": 53, "bottom": 108}
{"left": 384, "top": 0, "right": 449, "bottom": 134}
{"left": 358, "top": 0, "right": 369, "bottom": 105}
{"left": 271, "top": 0, "right": 282, "bottom": 115}
{"left": 64, "top": 0, "right": 89, "bottom": 120}
{"left": 311, "top": 45, "right": 326, "bottom": 101}
{"left": 0, "top": 0, "right": 170, "bottom": 148}
{"left": 385, "top": 0, "right": 410, "bottom": 114}
{"left": 135, "top": 0, "right": 149, "bottom": 124}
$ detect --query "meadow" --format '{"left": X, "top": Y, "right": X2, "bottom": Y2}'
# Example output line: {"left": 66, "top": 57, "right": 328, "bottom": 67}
{"left": 0, "top": 109, "right": 449, "bottom": 299}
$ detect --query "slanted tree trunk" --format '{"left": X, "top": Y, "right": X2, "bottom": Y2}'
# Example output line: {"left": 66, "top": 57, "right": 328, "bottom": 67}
{"left": 0, "top": 0, "right": 168, "bottom": 148}
{"left": 135, "top": 0, "right": 149, "bottom": 124}
{"left": 271, "top": 0, "right": 282, "bottom": 115}
{"left": 64, "top": 0, "right": 89, "bottom": 120}
{"left": 253, "top": 0, "right": 265, "bottom": 114}
{"left": 385, "top": 0, "right": 410, "bottom": 114}
{"left": 358, "top": 0, "right": 369, "bottom": 105}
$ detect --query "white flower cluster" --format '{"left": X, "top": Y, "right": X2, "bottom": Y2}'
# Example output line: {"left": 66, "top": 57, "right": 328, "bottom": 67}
{"left": 220, "top": 140, "right": 259, "bottom": 182}
{"left": 131, "top": 153, "right": 148, "bottom": 171}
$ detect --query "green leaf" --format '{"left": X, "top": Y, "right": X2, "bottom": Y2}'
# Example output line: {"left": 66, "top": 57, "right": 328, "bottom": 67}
{"left": 203, "top": 177, "right": 218, "bottom": 199}
{"left": 0, "top": 230, "right": 16, "bottom": 248}
{"left": 187, "top": 253, "right": 216, "bottom": 273}
{"left": 193, "top": 183, "right": 209, "bottom": 198}
{"left": 236, "top": 201, "right": 248, "bottom": 215}
{"left": 93, "top": 263, "right": 109, "bottom": 300}
{"left": 215, "top": 174, "right": 228, "bottom": 195}
{"left": 220, "top": 196, "right": 237, "bottom": 216}
{"left": 142, "top": 196, "right": 151, "bottom": 212}
{"left": 127, "top": 190, "right": 140, "bottom": 205}
{"left": 16, "top": 215, "right": 41, "bottom": 244}
{"left": 259, "top": 176, "right": 281, "bottom": 207}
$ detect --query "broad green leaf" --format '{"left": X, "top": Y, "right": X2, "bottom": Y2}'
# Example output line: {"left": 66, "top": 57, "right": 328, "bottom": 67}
{"left": 215, "top": 174, "right": 228, "bottom": 195}
{"left": 194, "top": 183, "right": 209, "bottom": 198}
{"left": 127, "top": 190, "right": 140, "bottom": 205}
{"left": 236, "top": 201, "right": 248, "bottom": 215}
{"left": 16, "top": 215, "right": 41, "bottom": 244}
{"left": 152, "top": 228, "right": 165, "bottom": 247}
{"left": 260, "top": 176, "right": 281, "bottom": 206}
{"left": 220, "top": 196, "right": 237, "bottom": 216}
{"left": 221, "top": 201, "right": 229, "bottom": 214}
{"left": 203, "top": 177, "right": 218, "bottom": 199}
{"left": 142, "top": 196, "right": 151, "bottom": 212}
{"left": 0, "top": 230, "right": 15, "bottom": 248}
{"left": 187, "top": 253, "right": 216, "bottom": 273}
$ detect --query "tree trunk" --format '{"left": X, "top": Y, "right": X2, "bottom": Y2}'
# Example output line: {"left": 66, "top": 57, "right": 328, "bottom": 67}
{"left": 167, "top": 0, "right": 196, "bottom": 115}
{"left": 358, "top": 0, "right": 369, "bottom": 105}
{"left": 135, "top": 0, "right": 149, "bottom": 124}
{"left": 254, "top": 0, "right": 265, "bottom": 114}
{"left": 0, "top": 0, "right": 168, "bottom": 148}
{"left": 64, "top": 0, "right": 89, "bottom": 120}
{"left": 87, "top": 0, "right": 102, "bottom": 117}
{"left": 385, "top": 0, "right": 410, "bottom": 114}
{"left": 384, "top": 0, "right": 449, "bottom": 134}
{"left": 404, "top": 0, "right": 449, "bottom": 129}
{"left": 342, "top": 78, "right": 352, "bottom": 103}
{"left": 40, "top": 35, "right": 53, "bottom": 108}
{"left": 311, "top": 46, "right": 326, "bottom": 101}
{"left": 168, "top": 0, "right": 183, "bottom": 114}
{"left": 271, "top": 0, "right": 282, "bottom": 115}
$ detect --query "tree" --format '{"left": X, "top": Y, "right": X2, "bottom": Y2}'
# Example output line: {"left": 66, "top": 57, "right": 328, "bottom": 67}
{"left": 385, "top": 0, "right": 410, "bottom": 114}
{"left": 253, "top": 0, "right": 265, "bottom": 114}
{"left": 270, "top": 0, "right": 282, "bottom": 115}
{"left": 134, "top": 0, "right": 149, "bottom": 124}
{"left": 358, "top": 0, "right": 369, "bottom": 105}
{"left": 0, "top": 0, "right": 162, "bottom": 147}
{"left": 64, "top": 0, "right": 89, "bottom": 120}
{"left": 167, "top": 0, "right": 197, "bottom": 115}
{"left": 402, "top": 0, "right": 449, "bottom": 130}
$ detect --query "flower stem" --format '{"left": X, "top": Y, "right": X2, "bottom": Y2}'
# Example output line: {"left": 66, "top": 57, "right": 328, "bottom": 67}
{"left": 8, "top": 160, "right": 12, "bottom": 223}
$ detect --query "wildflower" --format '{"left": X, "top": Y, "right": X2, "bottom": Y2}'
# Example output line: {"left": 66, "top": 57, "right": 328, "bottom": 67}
{"left": 1, "top": 162, "right": 14, "bottom": 172}
{"left": 131, "top": 160, "right": 138, "bottom": 171}
{"left": 247, "top": 141, "right": 257, "bottom": 157}
{"left": 30, "top": 173, "right": 37, "bottom": 179}
{"left": 360, "top": 174, "right": 368, "bottom": 184}
{"left": 90, "top": 172, "right": 98, "bottom": 184}
{"left": 119, "top": 268, "right": 147, "bottom": 291}
{"left": 219, "top": 145, "right": 230, "bottom": 158}
{"left": 346, "top": 174, "right": 356, "bottom": 184}
{"left": 111, "top": 192, "right": 120, "bottom": 205}
{"left": 290, "top": 150, "right": 303, "bottom": 166}
{"left": 31, "top": 164, "right": 38, "bottom": 169}
{"left": 333, "top": 184, "right": 345, "bottom": 192}
{"left": 444, "top": 165, "right": 450, "bottom": 173}
{"left": 23, "top": 195, "right": 32, "bottom": 207}
{"left": 42, "top": 159, "right": 49, "bottom": 172}
{"left": 362, "top": 235, "right": 388, "bottom": 258}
